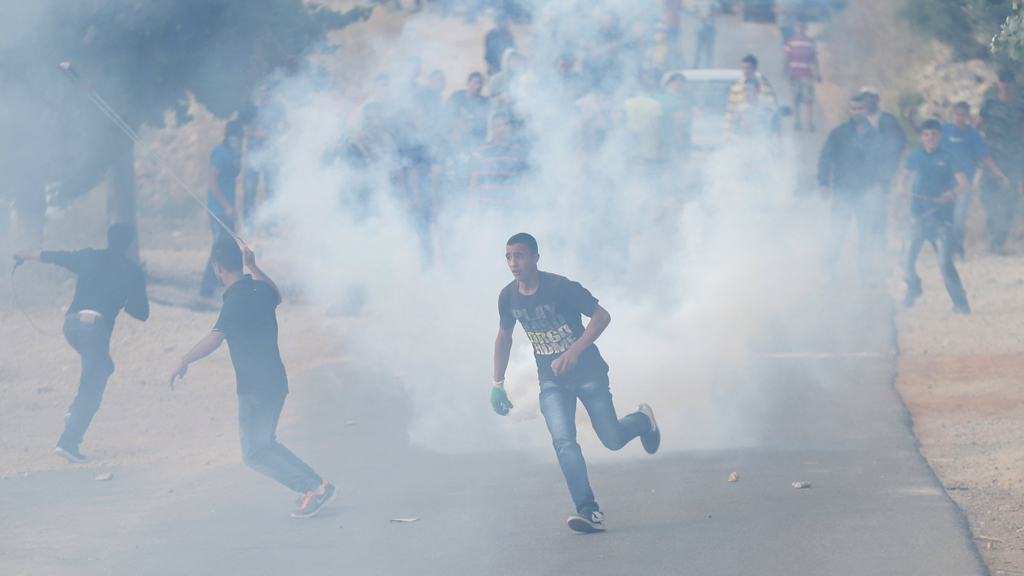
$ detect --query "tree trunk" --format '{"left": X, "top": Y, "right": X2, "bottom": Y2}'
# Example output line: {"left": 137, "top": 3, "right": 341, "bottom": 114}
{"left": 109, "top": 136, "right": 139, "bottom": 262}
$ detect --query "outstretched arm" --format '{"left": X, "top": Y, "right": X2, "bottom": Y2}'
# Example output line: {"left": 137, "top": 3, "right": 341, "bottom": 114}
{"left": 242, "top": 247, "right": 281, "bottom": 305}
{"left": 491, "top": 326, "right": 515, "bottom": 415}
{"left": 981, "top": 155, "right": 1011, "bottom": 187}
{"left": 551, "top": 304, "right": 611, "bottom": 377}
{"left": 170, "top": 331, "right": 226, "bottom": 389}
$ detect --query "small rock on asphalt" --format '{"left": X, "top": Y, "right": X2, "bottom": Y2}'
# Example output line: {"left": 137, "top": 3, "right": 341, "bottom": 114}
{"left": 728, "top": 472, "right": 740, "bottom": 482}
{"left": 792, "top": 481, "right": 811, "bottom": 489}
{"left": 95, "top": 473, "right": 113, "bottom": 481}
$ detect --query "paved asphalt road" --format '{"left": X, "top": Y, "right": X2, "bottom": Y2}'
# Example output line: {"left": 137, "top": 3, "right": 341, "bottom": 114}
{"left": 0, "top": 289, "right": 987, "bottom": 576}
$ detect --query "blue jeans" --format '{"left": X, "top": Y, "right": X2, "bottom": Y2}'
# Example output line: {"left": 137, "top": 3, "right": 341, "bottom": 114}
{"left": 200, "top": 213, "right": 235, "bottom": 297}
{"left": 539, "top": 378, "right": 650, "bottom": 514}
{"left": 58, "top": 317, "right": 115, "bottom": 448}
{"left": 902, "top": 218, "right": 968, "bottom": 307}
{"left": 238, "top": 393, "right": 323, "bottom": 493}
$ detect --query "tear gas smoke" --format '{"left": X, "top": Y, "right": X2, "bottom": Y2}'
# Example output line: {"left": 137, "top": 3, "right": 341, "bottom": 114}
{"left": 257, "top": 2, "right": 833, "bottom": 458}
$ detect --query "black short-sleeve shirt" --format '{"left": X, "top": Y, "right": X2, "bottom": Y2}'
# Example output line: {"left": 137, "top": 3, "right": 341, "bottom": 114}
{"left": 213, "top": 275, "right": 288, "bottom": 397}
{"left": 498, "top": 272, "right": 610, "bottom": 383}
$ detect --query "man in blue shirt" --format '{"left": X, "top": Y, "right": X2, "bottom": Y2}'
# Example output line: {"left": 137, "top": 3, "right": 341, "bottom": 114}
{"left": 897, "top": 120, "right": 972, "bottom": 313}
{"left": 200, "top": 120, "right": 243, "bottom": 299}
{"left": 922, "top": 102, "right": 1010, "bottom": 258}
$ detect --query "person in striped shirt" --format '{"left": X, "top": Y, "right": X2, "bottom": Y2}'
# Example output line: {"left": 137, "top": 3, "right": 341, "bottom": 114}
{"left": 724, "top": 54, "right": 776, "bottom": 139}
{"left": 469, "top": 113, "right": 526, "bottom": 210}
{"left": 783, "top": 20, "right": 821, "bottom": 132}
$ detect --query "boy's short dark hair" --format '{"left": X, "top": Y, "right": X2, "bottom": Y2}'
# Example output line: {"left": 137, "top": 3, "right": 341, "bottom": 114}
{"left": 921, "top": 119, "right": 943, "bottom": 132}
{"left": 999, "top": 68, "right": 1016, "bottom": 83}
{"left": 850, "top": 94, "right": 866, "bottom": 102}
{"left": 225, "top": 119, "right": 243, "bottom": 139}
{"left": 742, "top": 54, "right": 758, "bottom": 68}
{"left": 211, "top": 237, "right": 243, "bottom": 272}
{"left": 107, "top": 223, "right": 135, "bottom": 252}
{"left": 953, "top": 101, "right": 970, "bottom": 112}
{"left": 468, "top": 72, "right": 484, "bottom": 83}
{"left": 506, "top": 233, "right": 538, "bottom": 254}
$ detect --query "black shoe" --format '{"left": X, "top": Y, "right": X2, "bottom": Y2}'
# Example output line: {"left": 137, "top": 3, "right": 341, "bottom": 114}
{"left": 902, "top": 289, "right": 922, "bottom": 308}
{"left": 54, "top": 445, "right": 88, "bottom": 463}
{"left": 953, "top": 303, "right": 971, "bottom": 315}
{"left": 292, "top": 481, "right": 338, "bottom": 518}
{"left": 637, "top": 403, "right": 660, "bottom": 455}
{"left": 567, "top": 510, "right": 606, "bottom": 533}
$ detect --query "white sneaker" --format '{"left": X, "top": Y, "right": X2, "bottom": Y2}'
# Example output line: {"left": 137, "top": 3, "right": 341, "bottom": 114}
{"left": 567, "top": 510, "right": 606, "bottom": 533}
{"left": 637, "top": 403, "right": 660, "bottom": 454}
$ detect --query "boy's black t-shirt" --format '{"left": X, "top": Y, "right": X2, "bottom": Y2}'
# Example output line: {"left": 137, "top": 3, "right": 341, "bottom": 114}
{"left": 498, "top": 272, "right": 610, "bottom": 384}
{"left": 213, "top": 275, "right": 288, "bottom": 397}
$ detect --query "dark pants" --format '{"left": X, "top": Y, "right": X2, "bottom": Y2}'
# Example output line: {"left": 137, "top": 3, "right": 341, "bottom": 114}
{"left": 694, "top": 24, "right": 715, "bottom": 69}
{"left": 826, "top": 188, "right": 886, "bottom": 281}
{"left": 539, "top": 378, "right": 650, "bottom": 515}
{"left": 58, "top": 317, "right": 115, "bottom": 448}
{"left": 980, "top": 173, "right": 1020, "bottom": 250}
{"left": 902, "top": 218, "right": 968, "bottom": 307}
{"left": 200, "top": 213, "right": 235, "bottom": 298}
{"left": 238, "top": 393, "right": 323, "bottom": 493}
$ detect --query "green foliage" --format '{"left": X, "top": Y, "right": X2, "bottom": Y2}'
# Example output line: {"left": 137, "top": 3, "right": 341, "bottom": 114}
{"left": 991, "top": 3, "right": 1024, "bottom": 60}
{"left": 0, "top": 0, "right": 372, "bottom": 207}
{"left": 897, "top": 0, "right": 1013, "bottom": 60}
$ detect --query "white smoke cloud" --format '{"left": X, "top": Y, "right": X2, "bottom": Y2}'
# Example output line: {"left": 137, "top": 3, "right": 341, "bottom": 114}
{"left": 259, "top": 3, "right": 833, "bottom": 459}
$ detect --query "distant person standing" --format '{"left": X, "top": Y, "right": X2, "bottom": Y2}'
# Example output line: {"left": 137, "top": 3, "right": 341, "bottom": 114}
{"left": 818, "top": 95, "right": 885, "bottom": 282}
{"left": 896, "top": 120, "right": 971, "bottom": 313}
{"left": 171, "top": 239, "right": 338, "bottom": 518}
{"left": 657, "top": 71, "right": 695, "bottom": 162}
{"left": 13, "top": 224, "right": 149, "bottom": 463}
{"left": 783, "top": 20, "right": 821, "bottom": 132}
{"left": 445, "top": 72, "right": 491, "bottom": 152}
{"left": 692, "top": 0, "right": 718, "bottom": 69}
{"left": 725, "top": 55, "right": 776, "bottom": 139}
{"left": 485, "top": 14, "right": 516, "bottom": 76}
{"left": 491, "top": 233, "right": 661, "bottom": 534}
{"left": 200, "top": 120, "right": 243, "bottom": 300}
{"left": 859, "top": 86, "right": 906, "bottom": 185}
{"left": 625, "top": 74, "right": 665, "bottom": 166}
{"left": 976, "top": 69, "right": 1024, "bottom": 255}
{"left": 469, "top": 113, "right": 525, "bottom": 210}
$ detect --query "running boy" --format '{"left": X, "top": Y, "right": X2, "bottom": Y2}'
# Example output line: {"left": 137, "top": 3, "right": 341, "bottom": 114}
{"left": 171, "top": 239, "right": 336, "bottom": 518}
{"left": 491, "top": 233, "right": 660, "bottom": 533}
{"left": 896, "top": 120, "right": 971, "bottom": 313}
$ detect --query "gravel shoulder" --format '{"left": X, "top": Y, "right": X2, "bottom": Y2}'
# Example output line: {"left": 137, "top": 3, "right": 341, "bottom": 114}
{"left": 894, "top": 199, "right": 1024, "bottom": 576}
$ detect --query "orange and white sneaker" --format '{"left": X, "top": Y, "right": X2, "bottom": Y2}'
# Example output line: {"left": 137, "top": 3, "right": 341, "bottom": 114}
{"left": 292, "top": 480, "right": 338, "bottom": 518}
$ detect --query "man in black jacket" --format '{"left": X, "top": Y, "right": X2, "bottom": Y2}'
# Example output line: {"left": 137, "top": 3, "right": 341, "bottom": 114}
{"left": 819, "top": 95, "right": 885, "bottom": 282}
{"left": 13, "top": 224, "right": 149, "bottom": 463}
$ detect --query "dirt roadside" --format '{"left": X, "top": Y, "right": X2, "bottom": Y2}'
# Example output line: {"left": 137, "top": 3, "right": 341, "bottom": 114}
{"left": 893, "top": 201, "right": 1024, "bottom": 575}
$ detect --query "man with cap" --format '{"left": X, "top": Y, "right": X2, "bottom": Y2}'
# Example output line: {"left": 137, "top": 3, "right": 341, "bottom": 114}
{"left": 860, "top": 86, "right": 907, "bottom": 184}
{"left": 13, "top": 224, "right": 149, "bottom": 463}
{"left": 975, "top": 69, "right": 1024, "bottom": 255}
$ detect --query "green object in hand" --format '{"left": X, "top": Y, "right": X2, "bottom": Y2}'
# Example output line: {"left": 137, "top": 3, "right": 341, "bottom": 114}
{"left": 491, "top": 387, "right": 513, "bottom": 415}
